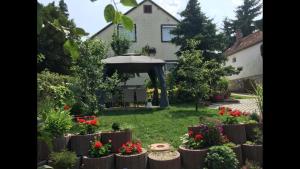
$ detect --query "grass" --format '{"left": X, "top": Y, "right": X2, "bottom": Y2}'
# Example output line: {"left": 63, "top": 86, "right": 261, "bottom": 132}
{"left": 230, "top": 94, "right": 256, "bottom": 99}
{"left": 95, "top": 103, "right": 248, "bottom": 148}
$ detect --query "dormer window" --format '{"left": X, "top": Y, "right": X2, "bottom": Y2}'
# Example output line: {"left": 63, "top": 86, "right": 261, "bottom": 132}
{"left": 144, "top": 5, "right": 152, "bottom": 13}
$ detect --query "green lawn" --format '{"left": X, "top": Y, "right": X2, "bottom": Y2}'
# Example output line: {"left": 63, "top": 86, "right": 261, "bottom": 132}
{"left": 230, "top": 94, "right": 256, "bottom": 99}
{"left": 96, "top": 104, "right": 247, "bottom": 148}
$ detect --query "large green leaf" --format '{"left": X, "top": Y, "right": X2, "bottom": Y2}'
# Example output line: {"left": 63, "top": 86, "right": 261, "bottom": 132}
{"left": 120, "top": 0, "right": 138, "bottom": 7}
{"left": 113, "top": 11, "right": 123, "bottom": 24}
{"left": 74, "top": 27, "right": 89, "bottom": 36}
{"left": 37, "top": 3, "right": 43, "bottom": 34}
{"left": 63, "top": 40, "right": 79, "bottom": 61}
{"left": 104, "top": 4, "right": 115, "bottom": 22}
{"left": 121, "top": 15, "right": 134, "bottom": 31}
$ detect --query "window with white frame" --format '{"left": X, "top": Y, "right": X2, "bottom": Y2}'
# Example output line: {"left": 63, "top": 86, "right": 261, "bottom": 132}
{"left": 161, "top": 25, "right": 176, "bottom": 42}
{"left": 117, "top": 24, "right": 136, "bottom": 42}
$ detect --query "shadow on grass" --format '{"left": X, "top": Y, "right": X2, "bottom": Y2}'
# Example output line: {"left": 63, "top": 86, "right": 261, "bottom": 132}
{"left": 100, "top": 108, "right": 164, "bottom": 116}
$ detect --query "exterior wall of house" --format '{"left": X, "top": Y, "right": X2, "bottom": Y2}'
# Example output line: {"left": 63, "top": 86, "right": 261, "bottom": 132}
{"left": 93, "top": 0, "right": 180, "bottom": 86}
{"left": 225, "top": 42, "right": 263, "bottom": 92}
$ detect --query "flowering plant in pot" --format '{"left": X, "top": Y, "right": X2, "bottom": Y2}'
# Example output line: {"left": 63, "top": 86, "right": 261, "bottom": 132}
{"left": 69, "top": 116, "right": 100, "bottom": 156}
{"left": 242, "top": 127, "right": 263, "bottom": 166}
{"left": 115, "top": 140, "right": 147, "bottom": 169}
{"left": 81, "top": 140, "right": 114, "bottom": 169}
{"left": 100, "top": 122, "right": 132, "bottom": 153}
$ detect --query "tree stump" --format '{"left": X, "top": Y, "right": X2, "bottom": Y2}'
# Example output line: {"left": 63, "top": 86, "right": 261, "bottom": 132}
{"left": 115, "top": 148, "right": 147, "bottom": 169}
{"left": 81, "top": 154, "right": 114, "bottom": 169}
{"left": 231, "top": 144, "right": 243, "bottom": 167}
{"left": 178, "top": 145, "right": 209, "bottom": 169}
{"left": 148, "top": 150, "right": 181, "bottom": 169}
{"left": 244, "top": 123, "right": 263, "bottom": 141}
{"left": 70, "top": 133, "right": 100, "bottom": 156}
{"left": 100, "top": 129, "right": 132, "bottom": 153}
{"left": 222, "top": 124, "right": 247, "bottom": 144}
{"left": 242, "top": 144, "right": 263, "bottom": 166}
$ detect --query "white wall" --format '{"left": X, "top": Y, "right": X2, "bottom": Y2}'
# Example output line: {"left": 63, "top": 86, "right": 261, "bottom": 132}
{"left": 225, "top": 42, "right": 263, "bottom": 80}
{"left": 93, "top": 0, "right": 180, "bottom": 86}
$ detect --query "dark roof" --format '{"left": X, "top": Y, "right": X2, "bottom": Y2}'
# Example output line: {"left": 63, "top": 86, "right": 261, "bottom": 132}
{"left": 224, "top": 31, "right": 263, "bottom": 56}
{"left": 90, "top": 0, "right": 180, "bottom": 39}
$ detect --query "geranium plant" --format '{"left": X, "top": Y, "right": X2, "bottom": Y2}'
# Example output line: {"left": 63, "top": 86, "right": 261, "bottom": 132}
{"left": 88, "top": 140, "right": 112, "bottom": 158}
{"left": 218, "top": 107, "right": 250, "bottom": 124}
{"left": 75, "top": 116, "right": 98, "bottom": 135}
{"left": 119, "top": 141, "right": 143, "bottom": 155}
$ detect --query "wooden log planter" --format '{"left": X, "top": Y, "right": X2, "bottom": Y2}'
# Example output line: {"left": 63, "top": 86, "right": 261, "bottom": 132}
{"left": 38, "top": 140, "right": 51, "bottom": 162}
{"left": 115, "top": 148, "right": 147, "bottom": 169}
{"left": 242, "top": 144, "right": 263, "bottom": 166}
{"left": 244, "top": 123, "right": 263, "bottom": 141}
{"left": 81, "top": 154, "right": 114, "bottom": 169}
{"left": 100, "top": 129, "right": 132, "bottom": 153}
{"left": 148, "top": 151, "right": 181, "bottom": 169}
{"left": 187, "top": 126, "right": 203, "bottom": 134}
{"left": 52, "top": 135, "right": 71, "bottom": 152}
{"left": 230, "top": 144, "right": 243, "bottom": 167}
{"left": 70, "top": 133, "right": 100, "bottom": 156}
{"left": 178, "top": 145, "right": 209, "bottom": 169}
{"left": 222, "top": 124, "right": 247, "bottom": 144}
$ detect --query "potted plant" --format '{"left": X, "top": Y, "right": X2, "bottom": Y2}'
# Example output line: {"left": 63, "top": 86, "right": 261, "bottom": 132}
{"left": 204, "top": 145, "right": 239, "bottom": 169}
{"left": 70, "top": 116, "right": 100, "bottom": 156}
{"left": 219, "top": 107, "right": 247, "bottom": 144}
{"left": 81, "top": 140, "right": 114, "bottom": 169}
{"left": 48, "top": 150, "right": 80, "bottom": 169}
{"left": 242, "top": 127, "right": 263, "bottom": 166}
{"left": 244, "top": 113, "right": 263, "bottom": 141}
{"left": 223, "top": 142, "right": 243, "bottom": 167}
{"left": 115, "top": 141, "right": 147, "bottom": 169}
{"left": 100, "top": 122, "right": 132, "bottom": 153}
{"left": 179, "top": 124, "right": 227, "bottom": 169}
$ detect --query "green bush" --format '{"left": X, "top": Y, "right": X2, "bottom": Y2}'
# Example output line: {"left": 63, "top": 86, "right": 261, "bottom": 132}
{"left": 204, "top": 145, "right": 239, "bottom": 169}
{"left": 43, "top": 109, "right": 73, "bottom": 138}
{"left": 112, "top": 122, "right": 120, "bottom": 131}
{"left": 49, "top": 150, "right": 77, "bottom": 169}
{"left": 202, "top": 124, "right": 224, "bottom": 147}
{"left": 70, "top": 100, "right": 89, "bottom": 116}
{"left": 249, "top": 113, "right": 260, "bottom": 122}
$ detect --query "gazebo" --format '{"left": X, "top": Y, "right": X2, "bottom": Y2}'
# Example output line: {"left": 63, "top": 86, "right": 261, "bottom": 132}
{"left": 100, "top": 53, "right": 169, "bottom": 108}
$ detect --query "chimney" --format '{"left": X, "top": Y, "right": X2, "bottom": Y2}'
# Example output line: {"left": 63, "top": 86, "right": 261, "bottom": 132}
{"left": 235, "top": 29, "right": 243, "bottom": 42}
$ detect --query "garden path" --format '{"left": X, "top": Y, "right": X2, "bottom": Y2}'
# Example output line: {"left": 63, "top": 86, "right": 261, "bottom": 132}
{"left": 208, "top": 99, "right": 259, "bottom": 114}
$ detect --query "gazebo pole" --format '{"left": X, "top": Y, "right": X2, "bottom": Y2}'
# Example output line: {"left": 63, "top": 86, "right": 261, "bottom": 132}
{"left": 148, "top": 70, "right": 159, "bottom": 106}
{"left": 154, "top": 65, "right": 169, "bottom": 108}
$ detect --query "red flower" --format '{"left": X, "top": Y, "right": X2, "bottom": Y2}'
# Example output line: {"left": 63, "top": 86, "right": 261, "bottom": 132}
{"left": 227, "top": 108, "right": 232, "bottom": 112}
{"left": 64, "top": 105, "right": 70, "bottom": 110}
{"left": 125, "top": 147, "right": 132, "bottom": 154}
{"left": 188, "top": 130, "right": 193, "bottom": 137}
{"left": 94, "top": 141, "right": 102, "bottom": 148}
{"left": 194, "top": 134, "right": 203, "bottom": 141}
{"left": 219, "top": 110, "right": 225, "bottom": 115}
{"left": 90, "top": 119, "right": 97, "bottom": 126}
{"left": 77, "top": 118, "right": 86, "bottom": 123}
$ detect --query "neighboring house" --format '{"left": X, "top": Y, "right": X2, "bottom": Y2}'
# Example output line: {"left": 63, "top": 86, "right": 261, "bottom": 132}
{"left": 91, "top": 0, "right": 180, "bottom": 88}
{"left": 224, "top": 31, "right": 263, "bottom": 92}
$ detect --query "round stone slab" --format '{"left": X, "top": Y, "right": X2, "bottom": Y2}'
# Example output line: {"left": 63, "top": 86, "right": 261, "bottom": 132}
{"left": 149, "top": 143, "right": 170, "bottom": 151}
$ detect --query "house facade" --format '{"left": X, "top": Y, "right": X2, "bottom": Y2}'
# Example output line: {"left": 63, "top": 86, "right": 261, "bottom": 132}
{"left": 224, "top": 31, "right": 263, "bottom": 92}
{"left": 91, "top": 0, "right": 180, "bottom": 87}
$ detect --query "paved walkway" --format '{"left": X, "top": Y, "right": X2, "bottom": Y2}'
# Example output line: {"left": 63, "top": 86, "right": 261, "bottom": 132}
{"left": 208, "top": 99, "right": 259, "bottom": 113}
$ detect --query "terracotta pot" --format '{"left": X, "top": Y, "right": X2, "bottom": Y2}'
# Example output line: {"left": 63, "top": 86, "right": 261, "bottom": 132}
{"left": 178, "top": 145, "right": 208, "bottom": 169}
{"left": 115, "top": 148, "right": 147, "bottom": 169}
{"left": 81, "top": 154, "right": 114, "bottom": 169}
{"left": 37, "top": 140, "right": 51, "bottom": 162}
{"left": 70, "top": 133, "right": 100, "bottom": 156}
{"left": 101, "top": 129, "right": 132, "bottom": 153}
{"left": 230, "top": 144, "right": 243, "bottom": 167}
{"left": 148, "top": 150, "right": 181, "bottom": 169}
{"left": 222, "top": 124, "right": 247, "bottom": 144}
{"left": 242, "top": 144, "right": 263, "bottom": 166}
{"left": 244, "top": 123, "right": 263, "bottom": 141}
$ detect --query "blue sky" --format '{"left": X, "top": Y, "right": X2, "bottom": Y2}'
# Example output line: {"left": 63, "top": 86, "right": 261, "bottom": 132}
{"left": 38, "top": 0, "right": 262, "bottom": 37}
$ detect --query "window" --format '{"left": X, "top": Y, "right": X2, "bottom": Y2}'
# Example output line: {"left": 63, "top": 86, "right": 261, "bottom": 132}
{"left": 117, "top": 24, "right": 137, "bottom": 42}
{"left": 232, "top": 57, "right": 236, "bottom": 63}
{"left": 161, "top": 25, "right": 176, "bottom": 42}
{"left": 144, "top": 5, "right": 152, "bottom": 13}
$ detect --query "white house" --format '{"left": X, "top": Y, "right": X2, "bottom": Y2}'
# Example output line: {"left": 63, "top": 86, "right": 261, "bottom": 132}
{"left": 224, "top": 31, "right": 263, "bottom": 92}
{"left": 91, "top": 0, "right": 180, "bottom": 87}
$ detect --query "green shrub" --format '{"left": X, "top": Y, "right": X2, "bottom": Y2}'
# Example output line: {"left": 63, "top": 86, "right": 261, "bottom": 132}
{"left": 249, "top": 113, "right": 260, "bottom": 122}
{"left": 202, "top": 124, "right": 224, "bottom": 147}
{"left": 43, "top": 109, "right": 73, "bottom": 138}
{"left": 49, "top": 150, "right": 77, "bottom": 169}
{"left": 112, "top": 122, "right": 120, "bottom": 131}
{"left": 70, "top": 101, "right": 89, "bottom": 115}
{"left": 244, "top": 159, "right": 262, "bottom": 169}
{"left": 252, "top": 127, "right": 263, "bottom": 144}
{"left": 204, "top": 145, "right": 239, "bottom": 169}
{"left": 223, "top": 142, "right": 236, "bottom": 148}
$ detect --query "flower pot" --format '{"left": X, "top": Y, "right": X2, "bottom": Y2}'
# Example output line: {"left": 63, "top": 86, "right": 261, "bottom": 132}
{"left": 222, "top": 124, "right": 247, "bottom": 144}
{"left": 187, "top": 126, "right": 203, "bottom": 134}
{"left": 115, "top": 148, "right": 147, "bottom": 169}
{"left": 244, "top": 123, "right": 263, "bottom": 141}
{"left": 81, "top": 154, "right": 114, "bottom": 169}
{"left": 101, "top": 129, "right": 132, "bottom": 153}
{"left": 230, "top": 144, "right": 243, "bottom": 167}
{"left": 242, "top": 144, "right": 263, "bottom": 166}
{"left": 178, "top": 145, "right": 209, "bottom": 169}
{"left": 52, "top": 135, "right": 71, "bottom": 152}
{"left": 37, "top": 140, "right": 51, "bottom": 162}
{"left": 148, "top": 150, "right": 181, "bottom": 169}
{"left": 70, "top": 133, "right": 100, "bottom": 156}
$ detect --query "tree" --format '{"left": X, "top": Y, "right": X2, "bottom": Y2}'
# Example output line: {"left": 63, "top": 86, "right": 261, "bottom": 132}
{"left": 111, "top": 31, "right": 130, "bottom": 55}
{"left": 222, "top": 17, "right": 236, "bottom": 49}
{"left": 59, "top": 0, "right": 69, "bottom": 17}
{"left": 171, "top": 0, "right": 227, "bottom": 62}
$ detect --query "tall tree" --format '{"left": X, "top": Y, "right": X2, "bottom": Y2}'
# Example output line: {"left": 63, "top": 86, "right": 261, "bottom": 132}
{"left": 171, "top": 0, "right": 226, "bottom": 62}
{"left": 59, "top": 0, "right": 69, "bottom": 17}
{"left": 222, "top": 17, "right": 236, "bottom": 49}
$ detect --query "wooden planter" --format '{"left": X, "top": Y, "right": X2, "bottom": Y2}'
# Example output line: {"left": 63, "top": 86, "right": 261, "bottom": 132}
{"left": 37, "top": 140, "right": 51, "bottom": 162}
{"left": 70, "top": 133, "right": 100, "bottom": 156}
{"left": 178, "top": 145, "right": 208, "bottom": 169}
{"left": 115, "top": 148, "right": 147, "bottom": 169}
{"left": 148, "top": 150, "right": 181, "bottom": 169}
{"left": 242, "top": 144, "right": 263, "bottom": 166}
{"left": 100, "top": 129, "right": 132, "bottom": 153}
{"left": 231, "top": 144, "right": 243, "bottom": 167}
{"left": 81, "top": 154, "right": 114, "bottom": 169}
{"left": 52, "top": 135, "right": 71, "bottom": 152}
{"left": 187, "top": 126, "right": 203, "bottom": 134}
{"left": 244, "top": 123, "right": 263, "bottom": 141}
{"left": 222, "top": 124, "right": 247, "bottom": 144}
